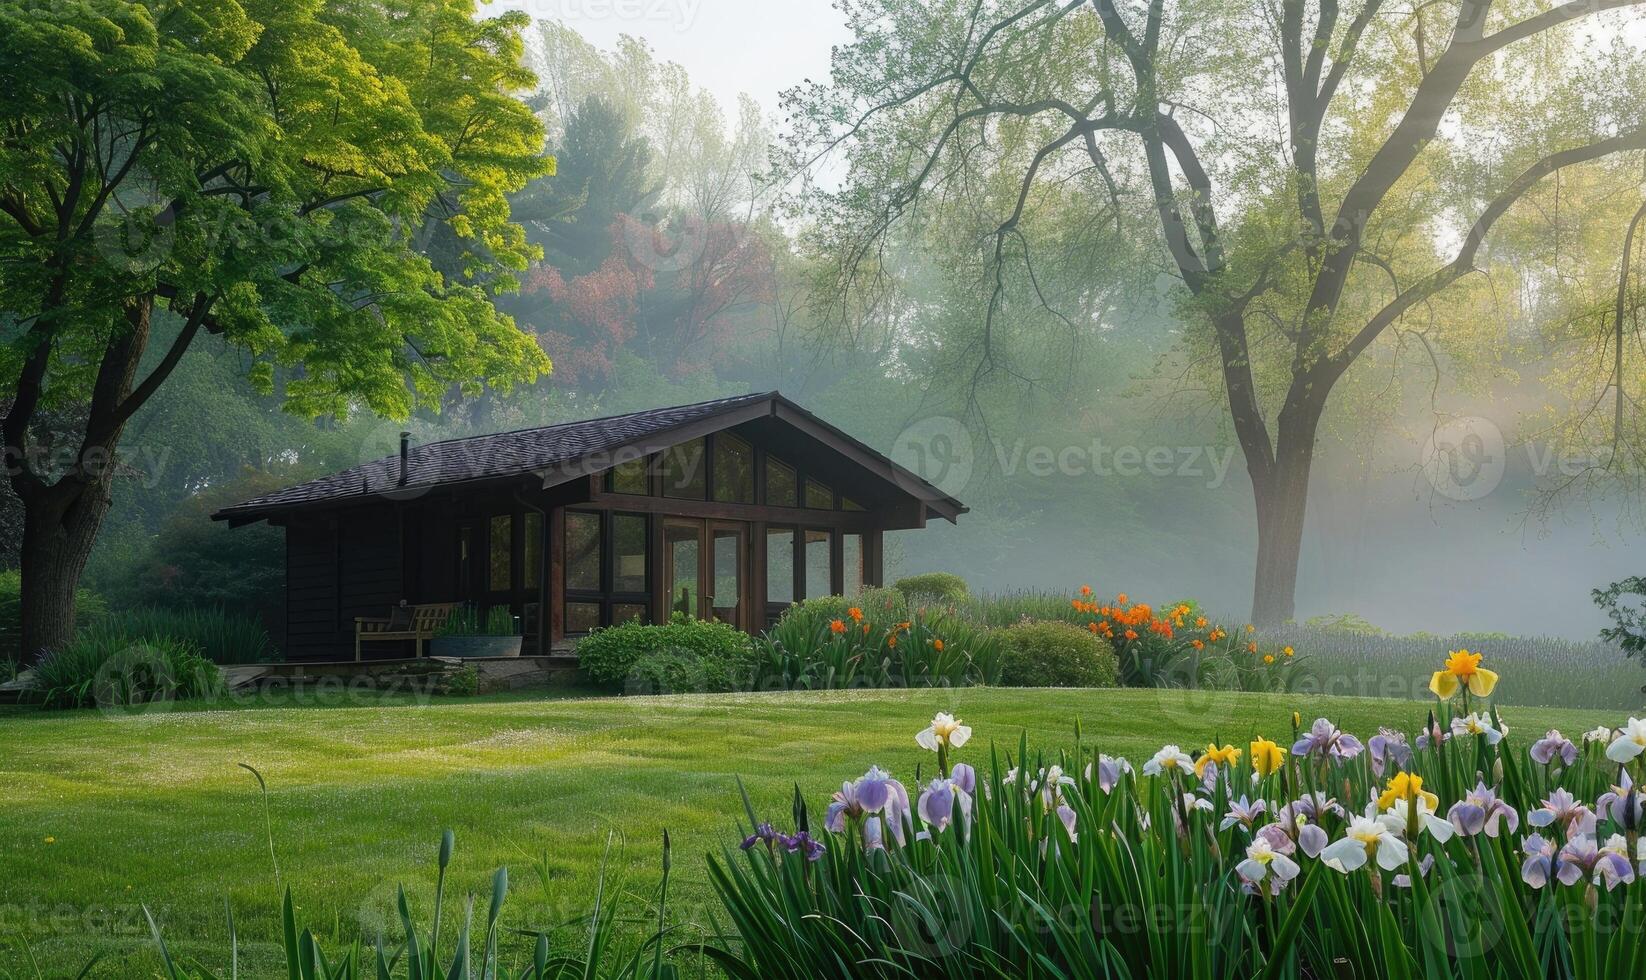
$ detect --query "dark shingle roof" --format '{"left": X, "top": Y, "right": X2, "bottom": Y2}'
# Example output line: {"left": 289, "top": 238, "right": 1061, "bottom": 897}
{"left": 214, "top": 392, "right": 775, "bottom": 519}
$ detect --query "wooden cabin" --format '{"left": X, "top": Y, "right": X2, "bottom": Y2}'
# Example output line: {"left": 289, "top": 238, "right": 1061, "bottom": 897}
{"left": 214, "top": 393, "right": 967, "bottom": 660}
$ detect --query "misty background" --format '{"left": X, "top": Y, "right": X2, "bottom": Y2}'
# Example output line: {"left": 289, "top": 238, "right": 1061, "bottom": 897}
{"left": 9, "top": 3, "right": 1640, "bottom": 643}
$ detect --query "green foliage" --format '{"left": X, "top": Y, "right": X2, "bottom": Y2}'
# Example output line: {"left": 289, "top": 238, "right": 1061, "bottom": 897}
{"left": 892, "top": 572, "right": 969, "bottom": 605}
{"left": 707, "top": 710, "right": 1642, "bottom": 980}
{"left": 0, "top": 569, "right": 106, "bottom": 663}
{"left": 0, "top": 0, "right": 553, "bottom": 420}
{"left": 135, "top": 830, "right": 677, "bottom": 980}
{"left": 88, "top": 605, "right": 275, "bottom": 665}
{"left": 31, "top": 632, "right": 219, "bottom": 709}
{"left": 1302, "top": 612, "right": 1387, "bottom": 636}
{"left": 576, "top": 615, "right": 753, "bottom": 690}
{"left": 1593, "top": 577, "right": 1646, "bottom": 658}
{"left": 998, "top": 620, "right": 1118, "bottom": 688}
{"left": 435, "top": 605, "right": 520, "bottom": 638}
{"left": 445, "top": 665, "right": 480, "bottom": 698}
{"left": 748, "top": 599, "right": 1003, "bottom": 690}
{"left": 95, "top": 471, "right": 288, "bottom": 619}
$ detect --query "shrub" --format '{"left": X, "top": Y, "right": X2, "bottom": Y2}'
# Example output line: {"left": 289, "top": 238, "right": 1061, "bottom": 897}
{"left": 998, "top": 620, "right": 1118, "bottom": 687}
{"left": 0, "top": 569, "right": 108, "bottom": 663}
{"left": 577, "top": 615, "right": 752, "bottom": 690}
{"left": 89, "top": 605, "right": 276, "bottom": 665}
{"left": 748, "top": 598, "right": 1003, "bottom": 690}
{"left": 31, "top": 631, "right": 220, "bottom": 709}
{"left": 892, "top": 572, "right": 968, "bottom": 605}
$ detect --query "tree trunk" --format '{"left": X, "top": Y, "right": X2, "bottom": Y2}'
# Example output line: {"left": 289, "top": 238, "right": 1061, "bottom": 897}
{"left": 11, "top": 297, "right": 153, "bottom": 663}
{"left": 18, "top": 478, "right": 110, "bottom": 662}
{"left": 1248, "top": 404, "right": 1324, "bottom": 627}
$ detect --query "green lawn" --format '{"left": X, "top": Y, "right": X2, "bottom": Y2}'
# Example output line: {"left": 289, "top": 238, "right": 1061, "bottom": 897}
{"left": 0, "top": 686, "right": 1624, "bottom": 976}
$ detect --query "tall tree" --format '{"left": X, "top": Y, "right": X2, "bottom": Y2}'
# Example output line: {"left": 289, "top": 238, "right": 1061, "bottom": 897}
{"left": 787, "top": 0, "right": 1646, "bottom": 622}
{"left": 0, "top": 0, "right": 551, "bottom": 659}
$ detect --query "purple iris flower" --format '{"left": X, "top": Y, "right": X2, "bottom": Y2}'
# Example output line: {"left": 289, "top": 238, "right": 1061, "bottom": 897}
{"left": 826, "top": 766, "right": 912, "bottom": 846}
{"left": 1598, "top": 770, "right": 1645, "bottom": 831}
{"left": 1530, "top": 730, "right": 1579, "bottom": 768}
{"left": 1271, "top": 793, "right": 1339, "bottom": 858}
{"left": 918, "top": 777, "right": 958, "bottom": 832}
{"left": 1527, "top": 788, "right": 1597, "bottom": 837}
{"left": 1415, "top": 714, "right": 1449, "bottom": 751}
{"left": 1447, "top": 781, "right": 1520, "bottom": 838}
{"left": 951, "top": 763, "right": 977, "bottom": 798}
{"left": 1368, "top": 729, "right": 1411, "bottom": 777}
{"left": 1221, "top": 795, "right": 1267, "bottom": 832}
{"left": 1393, "top": 854, "right": 1437, "bottom": 889}
{"left": 780, "top": 831, "right": 826, "bottom": 862}
{"left": 741, "top": 822, "right": 781, "bottom": 850}
{"left": 1086, "top": 755, "right": 1132, "bottom": 794}
{"left": 1521, "top": 834, "right": 1559, "bottom": 889}
{"left": 1292, "top": 718, "right": 1364, "bottom": 761}
{"left": 1558, "top": 835, "right": 1635, "bottom": 891}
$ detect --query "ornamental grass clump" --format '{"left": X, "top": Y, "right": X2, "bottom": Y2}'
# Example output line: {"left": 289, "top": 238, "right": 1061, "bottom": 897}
{"left": 707, "top": 652, "right": 1646, "bottom": 979}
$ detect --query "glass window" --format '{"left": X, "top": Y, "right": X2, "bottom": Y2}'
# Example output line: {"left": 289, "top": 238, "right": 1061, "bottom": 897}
{"left": 612, "top": 603, "right": 649, "bottom": 625}
{"left": 614, "top": 514, "right": 648, "bottom": 593}
{"left": 489, "top": 515, "right": 513, "bottom": 592}
{"left": 566, "top": 602, "right": 601, "bottom": 634}
{"left": 611, "top": 454, "right": 649, "bottom": 494}
{"left": 766, "top": 527, "right": 795, "bottom": 604}
{"left": 662, "top": 438, "right": 707, "bottom": 499}
{"left": 566, "top": 511, "right": 601, "bottom": 592}
{"left": 713, "top": 434, "right": 755, "bottom": 503}
{"left": 804, "top": 529, "right": 831, "bottom": 600}
{"left": 765, "top": 457, "right": 797, "bottom": 507}
{"left": 842, "top": 497, "right": 865, "bottom": 512}
{"left": 664, "top": 522, "right": 701, "bottom": 617}
{"left": 842, "top": 533, "right": 864, "bottom": 597}
{"left": 523, "top": 512, "right": 542, "bottom": 589}
{"left": 805, "top": 479, "right": 834, "bottom": 510}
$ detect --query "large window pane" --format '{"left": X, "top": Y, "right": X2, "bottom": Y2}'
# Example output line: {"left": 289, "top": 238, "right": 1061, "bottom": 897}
{"left": 566, "top": 602, "right": 601, "bottom": 634}
{"left": 842, "top": 533, "right": 864, "bottom": 598}
{"left": 612, "top": 602, "right": 649, "bottom": 625}
{"left": 804, "top": 529, "right": 832, "bottom": 600}
{"left": 713, "top": 434, "right": 754, "bottom": 503}
{"left": 611, "top": 455, "right": 649, "bottom": 494}
{"left": 614, "top": 514, "right": 648, "bottom": 593}
{"left": 524, "top": 512, "right": 542, "bottom": 589}
{"left": 566, "top": 511, "right": 601, "bottom": 592}
{"left": 805, "top": 479, "right": 834, "bottom": 510}
{"left": 766, "top": 527, "right": 795, "bottom": 604}
{"left": 662, "top": 438, "right": 707, "bottom": 499}
{"left": 766, "top": 457, "right": 797, "bottom": 507}
{"left": 489, "top": 515, "right": 513, "bottom": 592}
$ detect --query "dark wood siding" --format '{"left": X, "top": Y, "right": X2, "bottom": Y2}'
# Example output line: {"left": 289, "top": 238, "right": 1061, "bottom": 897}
{"left": 284, "top": 517, "right": 339, "bottom": 661}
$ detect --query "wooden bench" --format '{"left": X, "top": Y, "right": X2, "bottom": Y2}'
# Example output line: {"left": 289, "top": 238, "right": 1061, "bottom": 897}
{"left": 354, "top": 602, "right": 457, "bottom": 661}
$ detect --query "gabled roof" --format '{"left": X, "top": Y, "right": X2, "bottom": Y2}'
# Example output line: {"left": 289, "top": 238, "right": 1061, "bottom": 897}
{"left": 213, "top": 392, "right": 967, "bottom": 524}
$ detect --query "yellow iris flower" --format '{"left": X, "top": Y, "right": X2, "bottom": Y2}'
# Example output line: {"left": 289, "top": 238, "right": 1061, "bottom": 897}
{"left": 1194, "top": 742, "right": 1242, "bottom": 778}
{"left": 1249, "top": 737, "right": 1286, "bottom": 778}
{"left": 1377, "top": 772, "right": 1439, "bottom": 813}
{"left": 1428, "top": 649, "right": 1498, "bottom": 699}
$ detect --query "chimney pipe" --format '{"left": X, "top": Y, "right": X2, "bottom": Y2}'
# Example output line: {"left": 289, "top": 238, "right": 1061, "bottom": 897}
{"left": 398, "top": 431, "right": 411, "bottom": 486}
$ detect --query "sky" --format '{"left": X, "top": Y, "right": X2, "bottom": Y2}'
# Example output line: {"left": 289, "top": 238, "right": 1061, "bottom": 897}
{"left": 490, "top": 0, "right": 852, "bottom": 117}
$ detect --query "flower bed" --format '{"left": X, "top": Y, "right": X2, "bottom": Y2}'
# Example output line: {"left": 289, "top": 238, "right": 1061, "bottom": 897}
{"left": 709, "top": 652, "right": 1646, "bottom": 978}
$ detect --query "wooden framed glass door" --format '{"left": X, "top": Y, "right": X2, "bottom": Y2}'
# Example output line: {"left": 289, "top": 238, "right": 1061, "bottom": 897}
{"left": 661, "top": 518, "right": 748, "bottom": 628}
{"left": 709, "top": 522, "right": 745, "bottom": 627}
